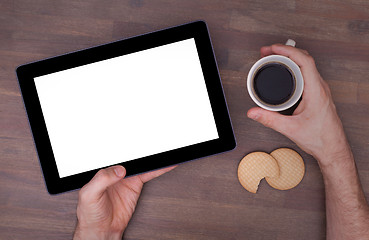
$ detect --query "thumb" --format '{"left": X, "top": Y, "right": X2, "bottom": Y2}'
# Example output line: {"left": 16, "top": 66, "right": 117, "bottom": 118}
{"left": 247, "top": 107, "right": 292, "bottom": 135}
{"left": 81, "top": 165, "right": 126, "bottom": 201}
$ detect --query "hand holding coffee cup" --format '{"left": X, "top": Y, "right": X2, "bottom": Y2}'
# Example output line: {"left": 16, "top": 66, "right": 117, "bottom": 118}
{"left": 247, "top": 43, "right": 351, "bottom": 167}
{"left": 247, "top": 39, "right": 303, "bottom": 114}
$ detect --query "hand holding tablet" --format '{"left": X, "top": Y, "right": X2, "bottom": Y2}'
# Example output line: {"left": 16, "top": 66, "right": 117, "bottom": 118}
{"left": 17, "top": 21, "right": 235, "bottom": 194}
{"left": 74, "top": 165, "right": 176, "bottom": 239}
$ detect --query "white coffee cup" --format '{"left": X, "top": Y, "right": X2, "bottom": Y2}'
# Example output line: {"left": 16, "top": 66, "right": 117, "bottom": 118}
{"left": 247, "top": 39, "right": 304, "bottom": 112}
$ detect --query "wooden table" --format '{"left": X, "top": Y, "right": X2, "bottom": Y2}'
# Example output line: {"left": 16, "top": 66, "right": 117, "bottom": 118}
{"left": 1, "top": 1, "right": 369, "bottom": 239}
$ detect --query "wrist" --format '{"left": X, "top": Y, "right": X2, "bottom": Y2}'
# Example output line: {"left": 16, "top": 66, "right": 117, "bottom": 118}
{"left": 73, "top": 223, "right": 123, "bottom": 240}
{"left": 315, "top": 146, "right": 355, "bottom": 176}
{"left": 313, "top": 132, "right": 353, "bottom": 169}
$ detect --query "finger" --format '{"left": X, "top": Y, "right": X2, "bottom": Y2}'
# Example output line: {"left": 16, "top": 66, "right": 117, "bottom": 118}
{"left": 260, "top": 46, "right": 273, "bottom": 57}
{"left": 260, "top": 44, "right": 309, "bottom": 58}
{"left": 260, "top": 44, "right": 319, "bottom": 80}
{"left": 247, "top": 107, "right": 294, "bottom": 135}
{"left": 80, "top": 165, "right": 126, "bottom": 201}
{"left": 270, "top": 44, "right": 321, "bottom": 77}
{"left": 300, "top": 49, "right": 309, "bottom": 55}
{"left": 139, "top": 165, "right": 177, "bottom": 183}
{"left": 269, "top": 44, "right": 312, "bottom": 66}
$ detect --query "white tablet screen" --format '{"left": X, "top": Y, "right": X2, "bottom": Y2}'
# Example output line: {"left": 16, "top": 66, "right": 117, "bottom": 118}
{"left": 34, "top": 38, "right": 219, "bottom": 178}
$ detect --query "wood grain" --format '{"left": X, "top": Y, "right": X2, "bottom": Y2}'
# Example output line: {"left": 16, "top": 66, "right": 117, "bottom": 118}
{"left": 1, "top": 0, "right": 369, "bottom": 239}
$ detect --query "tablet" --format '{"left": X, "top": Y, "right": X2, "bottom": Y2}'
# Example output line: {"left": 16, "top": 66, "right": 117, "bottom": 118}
{"left": 16, "top": 21, "right": 236, "bottom": 194}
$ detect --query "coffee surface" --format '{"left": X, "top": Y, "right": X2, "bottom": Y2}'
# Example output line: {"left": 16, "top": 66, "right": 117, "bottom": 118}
{"left": 253, "top": 63, "right": 295, "bottom": 105}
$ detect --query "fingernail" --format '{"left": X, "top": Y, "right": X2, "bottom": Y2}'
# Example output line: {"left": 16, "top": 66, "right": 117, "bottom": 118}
{"left": 248, "top": 111, "right": 259, "bottom": 120}
{"left": 114, "top": 166, "right": 124, "bottom": 177}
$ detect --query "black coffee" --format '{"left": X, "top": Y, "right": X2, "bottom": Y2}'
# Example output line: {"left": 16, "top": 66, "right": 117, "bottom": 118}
{"left": 253, "top": 63, "right": 295, "bottom": 105}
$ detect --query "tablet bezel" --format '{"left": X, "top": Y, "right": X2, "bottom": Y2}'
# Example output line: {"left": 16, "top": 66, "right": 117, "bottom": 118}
{"left": 16, "top": 21, "right": 236, "bottom": 194}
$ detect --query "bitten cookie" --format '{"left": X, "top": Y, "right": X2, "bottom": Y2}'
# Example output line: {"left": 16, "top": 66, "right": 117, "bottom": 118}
{"left": 265, "top": 148, "right": 305, "bottom": 190}
{"left": 238, "top": 152, "right": 279, "bottom": 193}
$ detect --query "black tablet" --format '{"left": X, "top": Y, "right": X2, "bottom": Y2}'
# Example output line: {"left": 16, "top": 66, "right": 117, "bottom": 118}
{"left": 16, "top": 21, "right": 235, "bottom": 194}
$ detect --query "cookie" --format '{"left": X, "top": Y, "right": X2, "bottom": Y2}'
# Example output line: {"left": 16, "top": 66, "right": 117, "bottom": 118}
{"left": 265, "top": 148, "right": 305, "bottom": 190}
{"left": 238, "top": 152, "right": 279, "bottom": 193}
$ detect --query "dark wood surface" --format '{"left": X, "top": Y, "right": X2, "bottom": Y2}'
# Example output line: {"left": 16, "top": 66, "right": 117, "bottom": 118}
{"left": 1, "top": 1, "right": 369, "bottom": 239}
